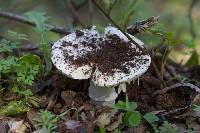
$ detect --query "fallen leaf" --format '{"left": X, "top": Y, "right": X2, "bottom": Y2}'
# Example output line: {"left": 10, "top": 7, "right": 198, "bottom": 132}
{"left": 96, "top": 112, "right": 111, "bottom": 128}
{"left": 96, "top": 109, "right": 117, "bottom": 128}
{"left": 8, "top": 120, "right": 27, "bottom": 133}
{"left": 65, "top": 120, "right": 81, "bottom": 130}
{"left": 27, "top": 109, "right": 40, "bottom": 128}
{"left": 107, "top": 112, "right": 124, "bottom": 131}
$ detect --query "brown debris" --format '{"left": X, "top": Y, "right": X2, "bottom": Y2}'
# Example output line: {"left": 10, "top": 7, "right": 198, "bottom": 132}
{"left": 70, "top": 34, "right": 147, "bottom": 76}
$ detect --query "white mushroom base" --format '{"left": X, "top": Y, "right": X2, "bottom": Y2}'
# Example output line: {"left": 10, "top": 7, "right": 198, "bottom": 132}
{"left": 89, "top": 81, "right": 118, "bottom": 106}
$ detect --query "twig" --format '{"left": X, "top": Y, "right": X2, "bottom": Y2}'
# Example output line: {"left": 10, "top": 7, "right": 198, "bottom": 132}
{"left": 64, "top": 0, "right": 85, "bottom": 26}
{"left": 127, "top": 16, "right": 159, "bottom": 35}
{"left": 152, "top": 61, "right": 166, "bottom": 87}
{"left": 152, "top": 49, "right": 166, "bottom": 87}
{"left": 188, "top": 0, "right": 197, "bottom": 40}
{"left": 90, "top": 0, "right": 147, "bottom": 54}
{"left": 152, "top": 83, "right": 200, "bottom": 96}
{"left": 159, "top": 39, "right": 169, "bottom": 79}
{"left": 0, "top": 11, "right": 71, "bottom": 35}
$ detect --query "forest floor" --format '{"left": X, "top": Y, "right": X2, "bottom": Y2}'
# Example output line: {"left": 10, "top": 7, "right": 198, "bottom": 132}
{"left": 1, "top": 51, "right": 200, "bottom": 133}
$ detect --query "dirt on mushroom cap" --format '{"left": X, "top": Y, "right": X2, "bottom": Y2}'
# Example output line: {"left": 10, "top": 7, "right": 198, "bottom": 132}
{"left": 52, "top": 26, "right": 151, "bottom": 86}
{"left": 71, "top": 34, "right": 148, "bottom": 76}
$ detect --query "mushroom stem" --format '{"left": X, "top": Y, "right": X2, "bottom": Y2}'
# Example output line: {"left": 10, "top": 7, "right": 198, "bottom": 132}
{"left": 88, "top": 80, "right": 118, "bottom": 106}
{"left": 118, "top": 83, "right": 127, "bottom": 93}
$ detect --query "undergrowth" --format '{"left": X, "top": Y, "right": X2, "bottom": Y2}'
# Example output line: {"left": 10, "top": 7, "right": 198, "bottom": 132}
{"left": 97, "top": 96, "right": 196, "bottom": 133}
{"left": 0, "top": 30, "right": 43, "bottom": 116}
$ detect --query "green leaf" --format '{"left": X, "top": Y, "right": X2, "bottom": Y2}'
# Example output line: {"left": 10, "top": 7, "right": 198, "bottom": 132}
{"left": 24, "top": 11, "right": 52, "bottom": 74}
{"left": 113, "top": 95, "right": 137, "bottom": 112}
{"left": 185, "top": 51, "right": 199, "bottom": 68}
{"left": 124, "top": 111, "right": 141, "bottom": 127}
{"left": 125, "top": 95, "right": 138, "bottom": 111}
{"left": 36, "top": 110, "right": 58, "bottom": 133}
{"left": 0, "top": 101, "right": 28, "bottom": 116}
{"left": 99, "top": 127, "right": 106, "bottom": 133}
{"left": 164, "top": 32, "right": 181, "bottom": 46}
{"left": 128, "top": 111, "right": 141, "bottom": 127}
{"left": 185, "top": 40, "right": 196, "bottom": 48}
{"left": 16, "top": 54, "right": 41, "bottom": 85}
{"left": 0, "top": 31, "right": 28, "bottom": 53}
{"left": 24, "top": 11, "right": 49, "bottom": 32}
{"left": 18, "top": 54, "right": 41, "bottom": 65}
{"left": 143, "top": 112, "right": 159, "bottom": 123}
{"left": 7, "top": 30, "right": 29, "bottom": 42}
{"left": 0, "top": 39, "right": 17, "bottom": 53}
{"left": 113, "top": 100, "right": 127, "bottom": 110}
{"left": 0, "top": 56, "right": 17, "bottom": 73}
{"left": 126, "top": 102, "right": 138, "bottom": 112}
{"left": 158, "top": 121, "right": 179, "bottom": 133}
{"left": 11, "top": 87, "right": 39, "bottom": 107}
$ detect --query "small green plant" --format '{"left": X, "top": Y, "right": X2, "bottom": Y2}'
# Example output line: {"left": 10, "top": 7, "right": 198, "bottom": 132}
{"left": 0, "top": 30, "right": 42, "bottom": 116}
{"left": 158, "top": 121, "right": 179, "bottom": 133}
{"left": 113, "top": 96, "right": 141, "bottom": 127}
{"left": 0, "top": 39, "right": 18, "bottom": 53}
{"left": 36, "top": 110, "right": 58, "bottom": 133}
{"left": 112, "top": 96, "right": 162, "bottom": 133}
{"left": 11, "top": 87, "right": 39, "bottom": 107}
{"left": 102, "top": 0, "right": 139, "bottom": 29}
{"left": 0, "top": 100, "right": 29, "bottom": 116}
{"left": 24, "top": 11, "right": 52, "bottom": 74}
{"left": 36, "top": 110, "right": 69, "bottom": 133}
{"left": 143, "top": 112, "right": 160, "bottom": 132}
{"left": 0, "top": 56, "right": 17, "bottom": 74}
{"left": 113, "top": 96, "right": 159, "bottom": 128}
{"left": 16, "top": 54, "right": 42, "bottom": 85}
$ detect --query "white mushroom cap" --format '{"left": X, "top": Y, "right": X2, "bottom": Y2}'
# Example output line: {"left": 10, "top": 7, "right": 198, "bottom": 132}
{"left": 92, "top": 26, "right": 151, "bottom": 87}
{"left": 51, "top": 26, "right": 100, "bottom": 79}
{"left": 51, "top": 26, "right": 151, "bottom": 87}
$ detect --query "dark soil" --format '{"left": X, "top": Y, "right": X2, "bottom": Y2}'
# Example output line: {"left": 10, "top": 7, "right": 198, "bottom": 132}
{"left": 62, "top": 33, "right": 149, "bottom": 77}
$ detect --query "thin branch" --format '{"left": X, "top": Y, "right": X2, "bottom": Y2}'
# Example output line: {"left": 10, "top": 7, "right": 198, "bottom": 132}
{"left": 90, "top": 0, "right": 147, "bottom": 54}
{"left": 188, "top": 0, "right": 197, "bottom": 40}
{"left": 0, "top": 11, "right": 71, "bottom": 35}
{"left": 127, "top": 16, "right": 159, "bottom": 35}
{"left": 64, "top": 0, "right": 85, "bottom": 26}
{"left": 152, "top": 49, "right": 166, "bottom": 87}
{"left": 151, "top": 61, "right": 166, "bottom": 87}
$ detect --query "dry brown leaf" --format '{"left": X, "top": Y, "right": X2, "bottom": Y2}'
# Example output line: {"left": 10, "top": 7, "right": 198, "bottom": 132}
{"left": 193, "top": 94, "right": 200, "bottom": 105}
{"left": 27, "top": 109, "right": 40, "bottom": 128}
{"left": 96, "top": 109, "right": 117, "bottom": 128}
{"left": 96, "top": 112, "right": 111, "bottom": 128}
{"left": 8, "top": 120, "right": 27, "bottom": 133}
{"left": 184, "top": 110, "right": 200, "bottom": 132}
{"left": 65, "top": 120, "right": 81, "bottom": 130}
{"left": 107, "top": 112, "right": 124, "bottom": 131}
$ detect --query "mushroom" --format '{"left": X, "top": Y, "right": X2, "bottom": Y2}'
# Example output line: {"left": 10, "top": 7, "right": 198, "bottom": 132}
{"left": 51, "top": 26, "right": 151, "bottom": 106}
